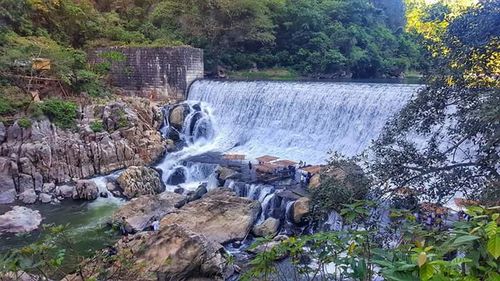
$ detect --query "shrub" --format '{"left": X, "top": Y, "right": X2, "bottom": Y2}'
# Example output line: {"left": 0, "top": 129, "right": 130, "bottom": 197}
{"left": 40, "top": 99, "right": 78, "bottom": 129}
{"left": 17, "top": 117, "right": 32, "bottom": 128}
{"left": 310, "top": 159, "right": 370, "bottom": 219}
{"left": 90, "top": 120, "right": 105, "bottom": 132}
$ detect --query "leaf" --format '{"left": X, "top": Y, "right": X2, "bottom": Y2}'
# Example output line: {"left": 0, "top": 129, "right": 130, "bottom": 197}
{"left": 417, "top": 252, "right": 427, "bottom": 267}
{"left": 485, "top": 221, "right": 497, "bottom": 239}
{"left": 419, "top": 263, "right": 435, "bottom": 281}
{"left": 486, "top": 234, "right": 500, "bottom": 259}
{"left": 450, "top": 257, "right": 472, "bottom": 266}
{"left": 452, "top": 235, "right": 480, "bottom": 246}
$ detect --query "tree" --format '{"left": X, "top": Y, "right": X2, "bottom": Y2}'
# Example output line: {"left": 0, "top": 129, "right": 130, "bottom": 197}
{"left": 370, "top": 0, "right": 499, "bottom": 203}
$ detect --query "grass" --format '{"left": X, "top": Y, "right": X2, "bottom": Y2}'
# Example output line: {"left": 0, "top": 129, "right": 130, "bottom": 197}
{"left": 228, "top": 68, "right": 300, "bottom": 81}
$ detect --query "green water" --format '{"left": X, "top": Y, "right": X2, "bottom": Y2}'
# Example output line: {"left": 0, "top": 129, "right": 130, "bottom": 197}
{"left": 0, "top": 197, "right": 123, "bottom": 257}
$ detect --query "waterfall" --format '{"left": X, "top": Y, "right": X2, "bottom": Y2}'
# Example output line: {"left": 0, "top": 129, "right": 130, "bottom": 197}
{"left": 188, "top": 80, "right": 422, "bottom": 164}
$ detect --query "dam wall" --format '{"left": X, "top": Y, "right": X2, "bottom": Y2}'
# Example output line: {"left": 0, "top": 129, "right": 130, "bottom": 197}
{"left": 90, "top": 46, "right": 204, "bottom": 100}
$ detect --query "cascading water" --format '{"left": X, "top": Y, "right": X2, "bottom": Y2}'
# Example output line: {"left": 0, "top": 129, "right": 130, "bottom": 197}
{"left": 156, "top": 80, "right": 422, "bottom": 229}
{"left": 187, "top": 80, "right": 422, "bottom": 164}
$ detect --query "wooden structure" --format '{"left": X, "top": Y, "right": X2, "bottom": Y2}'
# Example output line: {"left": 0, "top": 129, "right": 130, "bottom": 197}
{"left": 222, "top": 154, "right": 246, "bottom": 160}
{"left": 256, "top": 155, "right": 279, "bottom": 164}
{"left": 273, "top": 159, "right": 297, "bottom": 168}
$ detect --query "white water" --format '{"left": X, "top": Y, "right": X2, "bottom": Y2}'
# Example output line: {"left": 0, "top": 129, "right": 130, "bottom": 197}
{"left": 188, "top": 80, "right": 422, "bottom": 164}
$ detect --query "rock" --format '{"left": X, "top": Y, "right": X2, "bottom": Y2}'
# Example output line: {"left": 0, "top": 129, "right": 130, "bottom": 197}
{"left": 42, "top": 182, "right": 56, "bottom": 193}
{"left": 308, "top": 174, "right": 321, "bottom": 189}
{"left": 106, "top": 182, "right": 117, "bottom": 192}
{"left": 111, "top": 224, "right": 229, "bottom": 281}
{"left": 247, "top": 235, "right": 289, "bottom": 257}
{"left": 55, "top": 185, "right": 76, "bottom": 198}
{"left": 111, "top": 192, "right": 185, "bottom": 233}
{"left": 73, "top": 180, "right": 98, "bottom": 200}
{"left": 18, "top": 189, "right": 37, "bottom": 204}
{"left": 216, "top": 166, "right": 241, "bottom": 182}
{"left": 160, "top": 188, "right": 261, "bottom": 244}
{"left": 174, "top": 186, "right": 185, "bottom": 194}
{"left": 117, "top": 166, "right": 164, "bottom": 198}
{"left": 252, "top": 217, "right": 280, "bottom": 237}
{"left": 0, "top": 271, "right": 41, "bottom": 281}
{"left": 166, "top": 138, "right": 176, "bottom": 151}
{"left": 0, "top": 157, "right": 17, "bottom": 204}
{"left": 187, "top": 183, "right": 208, "bottom": 202}
{"left": 0, "top": 206, "right": 42, "bottom": 234}
{"left": 0, "top": 100, "right": 166, "bottom": 203}
{"left": 169, "top": 104, "right": 188, "bottom": 130}
{"left": 0, "top": 122, "right": 5, "bottom": 143}
{"left": 292, "top": 197, "right": 310, "bottom": 224}
{"left": 39, "top": 193, "right": 52, "bottom": 203}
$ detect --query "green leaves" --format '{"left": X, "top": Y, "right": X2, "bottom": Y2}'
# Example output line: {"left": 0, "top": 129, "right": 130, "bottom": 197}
{"left": 451, "top": 235, "right": 481, "bottom": 247}
{"left": 486, "top": 234, "right": 500, "bottom": 259}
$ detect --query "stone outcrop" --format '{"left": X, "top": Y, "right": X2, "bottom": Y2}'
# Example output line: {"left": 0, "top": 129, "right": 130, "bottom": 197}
{"left": 111, "top": 192, "right": 185, "bottom": 233}
{"left": 0, "top": 98, "right": 166, "bottom": 203}
{"left": 18, "top": 189, "right": 37, "bottom": 204}
{"left": 161, "top": 188, "right": 261, "bottom": 244}
{"left": 117, "top": 166, "right": 164, "bottom": 198}
{"left": 73, "top": 180, "right": 99, "bottom": 200}
{"left": 0, "top": 206, "right": 42, "bottom": 234}
{"left": 292, "top": 197, "right": 310, "bottom": 224}
{"left": 120, "top": 224, "right": 228, "bottom": 280}
{"left": 252, "top": 217, "right": 280, "bottom": 237}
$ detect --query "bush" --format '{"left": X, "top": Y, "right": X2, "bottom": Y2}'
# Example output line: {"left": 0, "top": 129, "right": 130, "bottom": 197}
{"left": 310, "top": 159, "right": 370, "bottom": 219}
{"left": 90, "top": 120, "right": 105, "bottom": 132}
{"left": 40, "top": 99, "right": 78, "bottom": 129}
{"left": 17, "top": 117, "right": 32, "bottom": 129}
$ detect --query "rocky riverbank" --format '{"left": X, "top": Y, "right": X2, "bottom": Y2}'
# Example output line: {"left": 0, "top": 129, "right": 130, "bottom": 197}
{"left": 0, "top": 97, "right": 167, "bottom": 205}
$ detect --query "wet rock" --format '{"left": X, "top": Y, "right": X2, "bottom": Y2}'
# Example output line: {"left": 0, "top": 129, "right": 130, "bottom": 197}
{"left": 216, "top": 166, "right": 241, "bottom": 182}
{"left": 169, "top": 104, "right": 188, "bottom": 130}
{"left": 252, "top": 217, "right": 280, "bottom": 237}
{"left": 292, "top": 197, "right": 310, "bottom": 224}
{"left": 160, "top": 188, "right": 261, "bottom": 244}
{"left": 106, "top": 182, "right": 117, "bottom": 192}
{"left": 18, "top": 189, "right": 37, "bottom": 204}
{"left": 56, "top": 185, "right": 75, "bottom": 198}
{"left": 0, "top": 157, "right": 17, "bottom": 204}
{"left": 117, "top": 166, "right": 164, "bottom": 198}
{"left": 39, "top": 193, "right": 52, "bottom": 203}
{"left": 0, "top": 206, "right": 42, "bottom": 234}
{"left": 187, "top": 183, "right": 208, "bottom": 202}
{"left": 247, "top": 235, "right": 289, "bottom": 257}
{"left": 73, "top": 180, "right": 99, "bottom": 200}
{"left": 111, "top": 192, "right": 185, "bottom": 233}
{"left": 174, "top": 186, "right": 185, "bottom": 194}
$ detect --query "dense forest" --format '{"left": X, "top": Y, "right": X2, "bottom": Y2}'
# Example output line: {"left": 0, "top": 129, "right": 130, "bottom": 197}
{"left": 1, "top": 0, "right": 423, "bottom": 81}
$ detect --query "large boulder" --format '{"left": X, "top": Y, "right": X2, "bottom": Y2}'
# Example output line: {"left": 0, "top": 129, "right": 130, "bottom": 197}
{"left": 117, "top": 166, "right": 164, "bottom": 198}
{"left": 73, "top": 180, "right": 99, "bottom": 200}
{"left": 111, "top": 192, "right": 185, "bottom": 233}
{"left": 55, "top": 185, "right": 76, "bottom": 198}
{"left": 0, "top": 157, "right": 17, "bottom": 204}
{"left": 18, "top": 189, "right": 37, "bottom": 204}
{"left": 215, "top": 166, "right": 241, "bottom": 182}
{"left": 0, "top": 206, "right": 42, "bottom": 234}
{"left": 169, "top": 104, "right": 188, "bottom": 130}
{"left": 160, "top": 188, "right": 261, "bottom": 244}
{"left": 252, "top": 217, "right": 280, "bottom": 237}
{"left": 292, "top": 197, "right": 310, "bottom": 224}
{"left": 75, "top": 224, "right": 229, "bottom": 281}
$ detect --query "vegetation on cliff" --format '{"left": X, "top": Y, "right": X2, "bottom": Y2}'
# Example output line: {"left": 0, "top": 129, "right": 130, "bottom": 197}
{"left": 1, "top": 0, "right": 423, "bottom": 81}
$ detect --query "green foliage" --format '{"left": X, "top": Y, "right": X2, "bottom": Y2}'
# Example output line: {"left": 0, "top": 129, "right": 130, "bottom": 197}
{"left": 90, "top": 120, "right": 105, "bottom": 132}
{"left": 0, "top": 86, "right": 31, "bottom": 116}
{"left": 17, "top": 117, "right": 32, "bottom": 128}
{"left": 245, "top": 205, "right": 500, "bottom": 281}
{"left": 370, "top": 0, "right": 499, "bottom": 203}
{"left": 1, "top": 0, "right": 423, "bottom": 80}
{"left": 310, "top": 156, "right": 370, "bottom": 219}
{"left": 39, "top": 99, "right": 78, "bottom": 129}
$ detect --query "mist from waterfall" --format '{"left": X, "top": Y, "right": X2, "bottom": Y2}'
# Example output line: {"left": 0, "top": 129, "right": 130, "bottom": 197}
{"left": 187, "top": 80, "right": 422, "bottom": 164}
